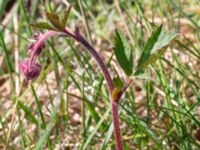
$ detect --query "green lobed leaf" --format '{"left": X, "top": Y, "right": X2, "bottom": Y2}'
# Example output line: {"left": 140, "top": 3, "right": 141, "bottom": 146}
{"left": 136, "top": 25, "right": 163, "bottom": 71}
{"left": 29, "top": 22, "right": 57, "bottom": 30}
{"left": 46, "top": 12, "right": 62, "bottom": 30}
{"left": 151, "top": 29, "right": 177, "bottom": 53}
{"left": 135, "top": 25, "right": 178, "bottom": 73}
{"left": 114, "top": 30, "right": 133, "bottom": 76}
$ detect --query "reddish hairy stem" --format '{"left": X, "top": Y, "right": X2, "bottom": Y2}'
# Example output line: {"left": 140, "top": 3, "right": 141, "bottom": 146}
{"left": 112, "top": 102, "right": 123, "bottom": 150}
{"left": 30, "top": 28, "right": 123, "bottom": 149}
{"left": 63, "top": 28, "right": 114, "bottom": 93}
{"left": 64, "top": 28, "right": 123, "bottom": 149}
{"left": 74, "top": 33, "right": 114, "bottom": 93}
{"left": 33, "top": 31, "right": 60, "bottom": 51}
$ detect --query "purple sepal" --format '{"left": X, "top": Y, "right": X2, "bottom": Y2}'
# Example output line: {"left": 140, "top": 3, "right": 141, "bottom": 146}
{"left": 19, "top": 59, "right": 41, "bottom": 81}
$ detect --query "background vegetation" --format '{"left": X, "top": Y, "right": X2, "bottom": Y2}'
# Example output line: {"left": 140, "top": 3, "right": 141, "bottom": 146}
{"left": 0, "top": 0, "right": 200, "bottom": 149}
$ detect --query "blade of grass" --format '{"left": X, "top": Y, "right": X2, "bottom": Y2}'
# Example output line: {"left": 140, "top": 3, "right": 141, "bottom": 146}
{"left": 83, "top": 107, "right": 111, "bottom": 150}
{"left": 0, "top": 0, "right": 8, "bottom": 21}
{"left": 18, "top": 0, "right": 32, "bottom": 35}
{"left": 17, "top": 110, "right": 27, "bottom": 149}
{"left": 82, "top": 73, "right": 86, "bottom": 142}
{"left": 34, "top": 85, "right": 63, "bottom": 150}
{"left": 78, "top": 0, "right": 93, "bottom": 44}
{"left": 0, "top": 32, "right": 15, "bottom": 91}
{"left": 31, "top": 84, "right": 46, "bottom": 129}
{"left": 101, "top": 122, "right": 113, "bottom": 150}
{"left": 12, "top": 96, "right": 38, "bottom": 125}
{"left": 165, "top": 0, "right": 200, "bottom": 31}
{"left": 70, "top": 73, "right": 107, "bottom": 130}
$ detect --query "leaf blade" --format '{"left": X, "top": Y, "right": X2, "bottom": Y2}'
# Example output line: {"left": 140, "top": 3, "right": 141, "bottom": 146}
{"left": 135, "top": 25, "right": 178, "bottom": 73}
{"left": 136, "top": 25, "right": 163, "bottom": 71}
{"left": 46, "top": 12, "right": 62, "bottom": 30}
{"left": 114, "top": 30, "right": 133, "bottom": 76}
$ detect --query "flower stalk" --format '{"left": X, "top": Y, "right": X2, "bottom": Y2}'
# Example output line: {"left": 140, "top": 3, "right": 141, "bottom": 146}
{"left": 20, "top": 26, "right": 132, "bottom": 150}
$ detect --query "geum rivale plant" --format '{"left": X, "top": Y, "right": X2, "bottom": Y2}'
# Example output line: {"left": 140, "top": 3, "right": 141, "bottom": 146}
{"left": 19, "top": 6, "right": 177, "bottom": 150}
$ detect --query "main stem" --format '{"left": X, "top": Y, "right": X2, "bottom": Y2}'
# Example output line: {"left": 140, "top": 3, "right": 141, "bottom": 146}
{"left": 72, "top": 31, "right": 114, "bottom": 93}
{"left": 64, "top": 28, "right": 123, "bottom": 149}
{"left": 112, "top": 102, "right": 123, "bottom": 150}
{"left": 72, "top": 30, "right": 123, "bottom": 150}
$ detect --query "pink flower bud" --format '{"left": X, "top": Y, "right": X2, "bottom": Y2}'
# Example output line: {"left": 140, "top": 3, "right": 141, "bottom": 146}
{"left": 28, "top": 43, "right": 44, "bottom": 58}
{"left": 27, "top": 31, "right": 59, "bottom": 58}
{"left": 28, "top": 33, "right": 45, "bottom": 58}
{"left": 19, "top": 59, "right": 41, "bottom": 81}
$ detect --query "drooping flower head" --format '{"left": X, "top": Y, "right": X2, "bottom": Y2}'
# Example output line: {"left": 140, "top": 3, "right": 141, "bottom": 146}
{"left": 27, "top": 31, "right": 61, "bottom": 59}
{"left": 28, "top": 33, "right": 44, "bottom": 58}
{"left": 19, "top": 59, "right": 41, "bottom": 81}
{"left": 28, "top": 43, "right": 44, "bottom": 58}
{"left": 20, "top": 31, "right": 62, "bottom": 81}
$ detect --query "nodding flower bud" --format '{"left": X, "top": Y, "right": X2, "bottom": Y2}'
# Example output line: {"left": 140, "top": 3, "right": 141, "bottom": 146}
{"left": 28, "top": 43, "right": 44, "bottom": 58}
{"left": 28, "top": 33, "right": 45, "bottom": 58}
{"left": 27, "top": 31, "right": 59, "bottom": 58}
{"left": 19, "top": 59, "right": 41, "bottom": 81}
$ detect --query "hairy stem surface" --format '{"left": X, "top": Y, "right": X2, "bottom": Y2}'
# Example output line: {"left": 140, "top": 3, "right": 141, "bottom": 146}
{"left": 112, "top": 102, "right": 123, "bottom": 150}
{"left": 31, "top": 28, "right": 123, "bottom": 149}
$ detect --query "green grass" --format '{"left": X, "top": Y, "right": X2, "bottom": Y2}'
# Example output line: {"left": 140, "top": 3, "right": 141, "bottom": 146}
{"left": 0, "top": 0, "right": 200, "bottom": 149}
